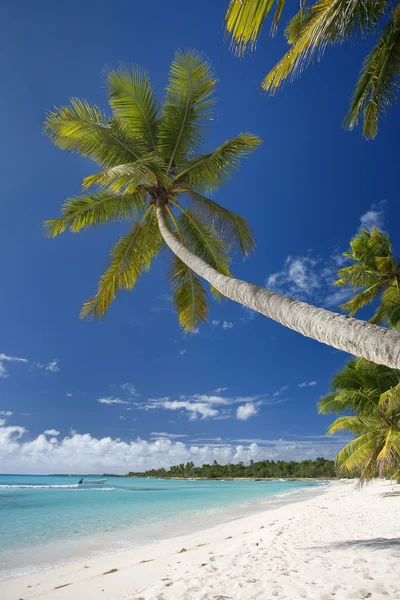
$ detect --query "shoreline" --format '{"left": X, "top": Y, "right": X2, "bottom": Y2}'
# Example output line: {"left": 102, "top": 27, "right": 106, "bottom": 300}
{"left": 2, "top": 479, "right": 399, "bottom": 599}
{"left": 0, "top": 480, "right": 326, "bottom": 582}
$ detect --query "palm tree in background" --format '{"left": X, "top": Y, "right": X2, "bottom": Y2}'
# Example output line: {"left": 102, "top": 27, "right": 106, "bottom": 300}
{"left": 335, "top": 227, "right": 400, "bottom": 329}
{"left": 224, "top": 0, "right": 400, "bottom": 138}
{"left": 319, "top": 358, "right": 400, "bottom": 482}
{"left": 44, "top": 50, "right": 400, "bottom": 368}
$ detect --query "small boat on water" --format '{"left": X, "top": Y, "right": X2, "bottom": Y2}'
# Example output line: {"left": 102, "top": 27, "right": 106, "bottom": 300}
{"left": 78, "top": 478, "right": 107, "bottom": 485}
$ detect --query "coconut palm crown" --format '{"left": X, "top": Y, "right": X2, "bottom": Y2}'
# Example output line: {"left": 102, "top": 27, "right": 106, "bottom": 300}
{"left": 335, "top": 227, "right": 400, "bottom": 329}
{"left": 319, "top": 358, "right": 400, "bottom": 482}
{"left": 44, "top": 50, "right": 261, "bottom": 331}
{"left": 225, "top": 0, "right": 400, "bottom": 139}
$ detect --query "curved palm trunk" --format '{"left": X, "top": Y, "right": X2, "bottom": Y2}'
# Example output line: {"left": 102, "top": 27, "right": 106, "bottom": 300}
{"left": 156, "top": 202, "right": 400, "bottom": 369}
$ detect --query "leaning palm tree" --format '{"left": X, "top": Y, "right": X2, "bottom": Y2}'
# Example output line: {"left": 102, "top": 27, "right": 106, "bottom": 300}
{"left": 224, "top": 0, "right": 400, "bottom": 138}
{"left": 44, "top": 49, "right": 400, "bottom": 368}
{"left": 335, "top": 227, "right": 400, "bottom": 329}
{"left": 319, "top": 358, "right": 400, "bottom": 482}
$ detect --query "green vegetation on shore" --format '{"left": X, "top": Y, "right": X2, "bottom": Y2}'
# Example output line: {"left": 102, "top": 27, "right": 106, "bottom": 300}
{"left": 127, "top": 457, "right": 336, "bottom": 479}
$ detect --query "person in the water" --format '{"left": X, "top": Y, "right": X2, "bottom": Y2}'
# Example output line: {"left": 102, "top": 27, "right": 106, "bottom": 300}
{"left": 78, "top": 478, "right": 83, "bottom": 484}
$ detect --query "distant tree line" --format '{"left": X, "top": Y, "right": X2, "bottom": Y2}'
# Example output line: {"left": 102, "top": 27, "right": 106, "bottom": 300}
{"left": 127, "top": 457, "right": 336, "bottom": 479}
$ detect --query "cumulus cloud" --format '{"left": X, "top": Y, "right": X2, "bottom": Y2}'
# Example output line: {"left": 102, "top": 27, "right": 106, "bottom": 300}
{"left": 0, "top": 410, "right": 13, "bottom": 417}
{"left": 44, "top": 429, "right": 60, "bottom": 436}
{"left": 97, "top": 397, "right": 129, "bottom": 406}
{"left": 0, "top": 353, "right": 28, "bottom": 379}
{"left": 0, "top": 420, "right": 346, "bottom": 474}
{"left": 146, "top": 390, "right": 274, "bottom": 421}
{"left": 180, "top": 349, "right": 187, "bottom": 356}
{"left": 236, "top": 403, "right": 258, "bottom": 421}
{"left": 298, "top": 381, "right": 317, "bottom": 388}
{"left": 359, "top": 203, "right": 385, "bottom": 231}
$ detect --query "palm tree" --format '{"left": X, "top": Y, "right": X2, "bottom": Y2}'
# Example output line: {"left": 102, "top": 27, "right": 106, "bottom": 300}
{"left": 224, "top": 0, "right": 400, "bottom": 138}
{"left": 44, "top": 50, "right": 400, "bottom": 368}
{"left": 335, "top": 227, "right": 400, "bottom": 329}
{"left": 319, "top": 358, "right": 400, "bottom": 482}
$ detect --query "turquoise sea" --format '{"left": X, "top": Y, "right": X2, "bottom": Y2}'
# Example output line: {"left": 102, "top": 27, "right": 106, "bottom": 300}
{"left": 0, "top": 474, "right": 326, "bottom": 579}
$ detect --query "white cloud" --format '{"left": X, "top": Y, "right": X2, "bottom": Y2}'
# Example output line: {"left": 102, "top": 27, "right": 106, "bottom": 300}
{"left": 323, "top": 287, "right": 353, "bottom": 308}
{"left": 157, "top": 400, "right": 219, "bottom": 420}
{"left": 212, "top": 387, "right": 228, "bottom": 393}
{"left": 150, "top": 432, "right": 189, "bottom": 439}
{"left": 240, "top": 306, "right": 257, "bottom": 323}
{"left": 0, "top": 353, "right": 28, "bottom": 379}
{"left": 146, "top": 390, "right": 280, "bottom": 421}
{"left": 46, "top": 359, "right": 60, "bottom": 373}
{"left": 189, "top": 328, "right": 200, "bottom": 335}
{"left": 359, "top": 203, "right": 385, "bottom": 230}
{"left": 0, "top": 420, "right": 345, "bottom": 474}
{"left": 272, "top": 385, "right": 288, "bottom": 398}
{"left": 120, "top": 383, "right": 138, "bottom": 397}
{"left": 119, "top": 416, "right": 126, "bottom": 421}
{"left": 211, "top": 320, "right": 234, "bottom": 330}
{"left": 97, "top": 397, "right": 130, "bottom": 406}
{"left": 236, "top": 403, "right": 258, "bottom": 421}
{"left": 44, "top": 429, "right": 60, "bottom": 436}
{"left": 0, "top": 419, "right": 5, "bottom": 427}
{"left": 0, "top": 410, "right": 13, "bottom": 417}
{"left": 65, "top": 393, "right": 73, "bottom": 397}
{"left": 298, "top": 381, "right": 317, "bottom": 388}
{"left": 180, "top": 349, "right": 187, "bottom": 356}
{"left": 266, "top": 255, "right": 320, "bottom": 300}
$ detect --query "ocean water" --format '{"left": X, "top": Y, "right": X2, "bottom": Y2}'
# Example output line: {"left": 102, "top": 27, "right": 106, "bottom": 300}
{"left": 0, "top": 474, "right": 325, "bottom": 579}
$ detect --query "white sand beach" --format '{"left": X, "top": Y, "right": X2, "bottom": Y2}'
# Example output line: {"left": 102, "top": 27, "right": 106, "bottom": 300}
{"left": 2, "top": 480, "right": 399, "bottom": 600}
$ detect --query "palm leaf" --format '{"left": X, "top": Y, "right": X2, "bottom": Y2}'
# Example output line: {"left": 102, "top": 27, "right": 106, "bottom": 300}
{"left": 174, "top": 133, "right": 262, "bottom": 193}
{"left": 262, "top": 0, "right": 387, "bottom": 94}
{"left": 183, "top": 189, "right": 255, "bottom": 258}
{"left": 44, "top": 191, "right": 146, "bottom": 237}
{"left": 225, "top": 0, "right": 282, "bottom": 55}
{"left": 82, "top": 156, "right": 165, "bottom": 192}
{"left": 105, "top": 64, "right": 160, "bottom": 149}
{"left": 335, "top": 432, "right": 381, "bottom": 476}
{"left": 343, "top": 7, "right": 400, "bottom": 139}
{"left": 158, "top": 50, "right": 216, "bottom": 170}
{"left": 173, "top": 204, "right": 232, "bottom": 301}
{"left": 81, "top": 208, "right": 162, "bottom": 319}
{"left": 340, "top": 282, "right": 385, "bottom": 316}
{"left": 44, "top": 99, "right": 146, "bottom": 166}
{"left": 168, "top": 254, "right": 208, "bottom": 332}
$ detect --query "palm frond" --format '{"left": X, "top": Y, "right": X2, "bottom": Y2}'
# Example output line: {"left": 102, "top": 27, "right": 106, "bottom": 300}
{"left": 174, "top": 133, "right": 262, "bottom": 193}
{"left": 173, "top": 204, "right": 232, "bottom": 302}
{"left": 262, "top": 0, "right": 388, "bottom": 94}
{"left": 168, "top": 254, "right": 208, "bottom": 332}
{"left": 183, "top": 189, "right": 255, "bottom": 258}
{"left": 225, "top": 0, "right": 283, "bottom": 56}
{"left": 158, "top": 50, "right": 216, "bottom": 169}
{"left": 82, "top": 156, "right": 165, "bottom": 192}
{"left": 80, "top": 208, "right": 162, "bottom": 319}
{"left": 44, "top": 191, "right": 146, "bottom": 237}
{"left": 377, "top": 427, "right": 400, "bottom": 476}
{"left": 335, "top": 432, "right": 381, "bottom": 476}
{"left": 327, "top": 415, "right": 379, "bottom": 435}
{"left": 340, "top": 282, "right": 385, "bottom": 316}
{"left": 44, "top": 99, "right": 146, "bottom": 166}
{"left": 284, "top": 6, "right": 313, "bottom": 43}
{"left": 343, "top": 8, "right": 400, "bottom": 139}
{"left": 105, "top": 64, "right": 160, "bottom": 149}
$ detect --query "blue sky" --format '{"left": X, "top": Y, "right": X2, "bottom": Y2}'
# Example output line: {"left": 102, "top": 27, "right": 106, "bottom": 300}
{"left": 1, "top": 1, "right": 399, "bottom": 474}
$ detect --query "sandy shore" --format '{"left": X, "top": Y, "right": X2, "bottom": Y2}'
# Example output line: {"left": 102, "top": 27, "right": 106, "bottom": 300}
{"left": 2, "top": 480, "right": 400, "bottom": 600}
